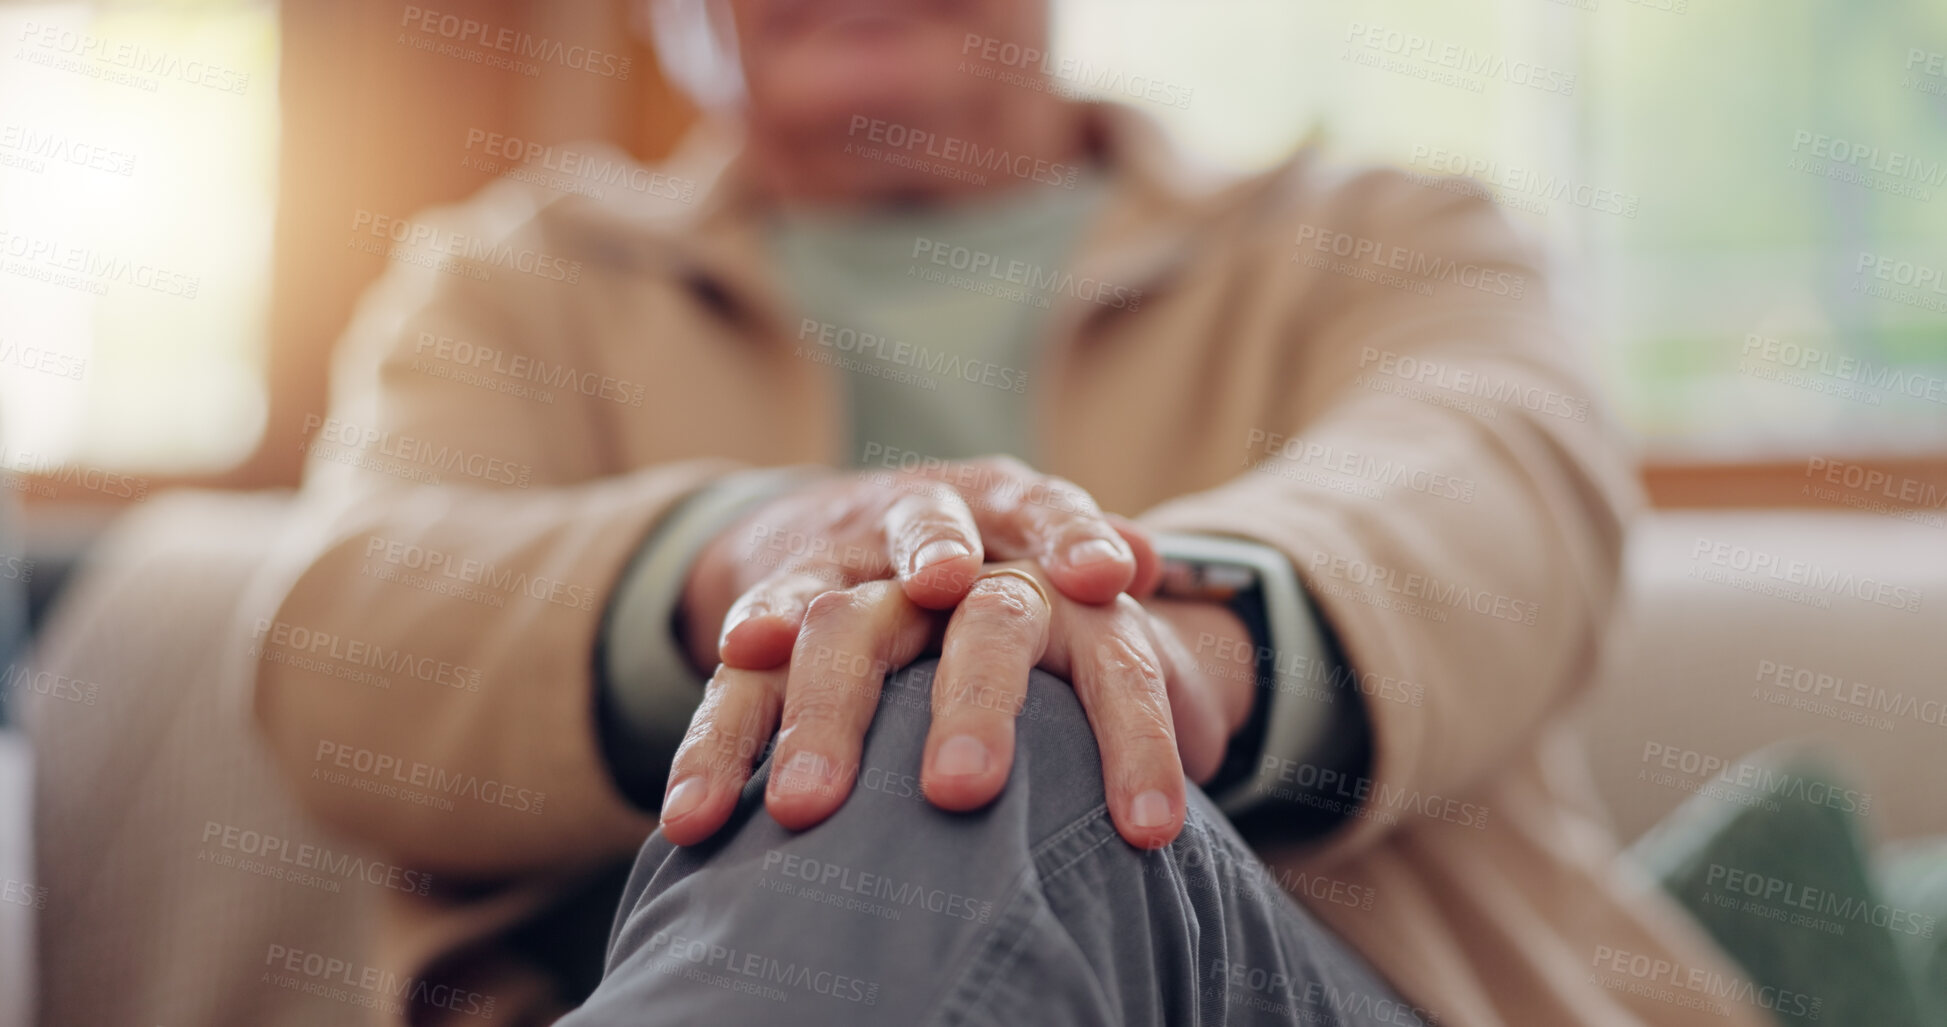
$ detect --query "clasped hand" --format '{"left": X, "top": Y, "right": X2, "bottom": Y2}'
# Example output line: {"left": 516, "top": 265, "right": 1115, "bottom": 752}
{"left": 660, "top": 458, "right": 1255, "bottom": 849}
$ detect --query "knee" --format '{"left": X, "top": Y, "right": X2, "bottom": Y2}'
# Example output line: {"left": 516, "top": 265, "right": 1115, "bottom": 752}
{"left": 861, "top": 658, "right": 1107, "bottom": 832}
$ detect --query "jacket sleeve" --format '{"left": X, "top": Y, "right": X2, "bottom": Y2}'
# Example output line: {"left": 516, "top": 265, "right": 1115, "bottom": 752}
{"left": 250, "top": 181, "right": 732, "bottom": 877}
{"left": 1138, "top": 170, "right": 1642, "bottom": 863}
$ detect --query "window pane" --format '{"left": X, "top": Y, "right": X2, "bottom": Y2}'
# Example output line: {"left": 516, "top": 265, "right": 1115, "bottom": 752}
{"left": 0, "top": 0, "right": 278, "bottom": 473}
{"left": 1586, "top": 2, "right": 1947, "bottom": 459}
{"left": 1052, "top": 0, "right": 1947, "bottom": 460}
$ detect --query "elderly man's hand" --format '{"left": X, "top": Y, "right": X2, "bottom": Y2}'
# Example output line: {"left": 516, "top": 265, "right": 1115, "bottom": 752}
{"left": 658, "top": 561, "right": 1257, "bottom": 850}
{"left": 679, "top": 457, "right": 1160, "bottom": 672}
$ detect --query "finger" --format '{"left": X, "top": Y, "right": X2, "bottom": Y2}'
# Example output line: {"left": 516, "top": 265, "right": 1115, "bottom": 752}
{"left": 1023, "top": 477, "right": 1137, "bottom": 605}
{"left": 922, "top": 569, "right": 1052, "bottom": 812}
{"left": 1051, "top": 597, "right": 1187, "bottom": 848}
{"left": 718, "top": 570, "right": 844, "bottom": 669}
{"left": 660, "top": 665, "right": 785, "bottom": 846}
{"left": 1148, "top": 618, "right": 1230, "bottom": 784}
{"left": 943, "top": 458, "right": 1137, "bottom": 605}
{"left": 881, "top": 483, "right": 985, "bottom": 609}
{"left": 766, "top": 581, "right": 934, "bottom": 831}
{"left": 1105, "top": 514, "right": 1162, "bottom": 599}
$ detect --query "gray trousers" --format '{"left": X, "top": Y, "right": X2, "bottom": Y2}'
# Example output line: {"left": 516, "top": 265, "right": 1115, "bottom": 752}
{"left": 564, "top": 660, "right": 1427, "bottom": 1027}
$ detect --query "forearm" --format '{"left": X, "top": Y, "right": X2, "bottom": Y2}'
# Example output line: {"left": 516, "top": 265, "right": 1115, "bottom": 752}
{"left": 597, "top": 467, "right": 816, "bottom": 807}
{"left": 254, "top": 461, "right": 734, "bottom": 873}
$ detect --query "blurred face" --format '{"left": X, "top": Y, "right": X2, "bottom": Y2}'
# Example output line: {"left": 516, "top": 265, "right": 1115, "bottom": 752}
{"left": 723, "top": 0, "right": 1074, "bottom": 201}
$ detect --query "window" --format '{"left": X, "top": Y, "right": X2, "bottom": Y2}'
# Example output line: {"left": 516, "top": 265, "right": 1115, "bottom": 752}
{"left": 1054, "top": 0, "right": 1947, "bottom": 461}
{"left": 0, "top": 0, "right": 278, "bottom": 475}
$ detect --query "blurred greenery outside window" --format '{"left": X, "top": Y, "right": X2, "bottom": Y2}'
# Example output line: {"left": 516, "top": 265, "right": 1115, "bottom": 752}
{"left": 1, "top": 0, "right": 1941, "bottom": 475}
{"left": 1060, "top": 0, "right": 1946, "bottom": 461}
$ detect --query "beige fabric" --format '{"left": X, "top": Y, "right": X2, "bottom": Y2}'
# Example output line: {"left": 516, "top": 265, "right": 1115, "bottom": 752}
{"left": 23, "top": 492, "right": 380, "bottom": 1027}
{"left": 1584, "top": 510, "right": 1947, "bottom": 843}
{"left": 247, "top": 105, "right": 1768, "bottom": 1027}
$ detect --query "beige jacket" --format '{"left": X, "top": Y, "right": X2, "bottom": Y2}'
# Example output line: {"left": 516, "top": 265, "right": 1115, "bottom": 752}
{"left": 253, "top": 105, "right": 1770, "bottom": 1027}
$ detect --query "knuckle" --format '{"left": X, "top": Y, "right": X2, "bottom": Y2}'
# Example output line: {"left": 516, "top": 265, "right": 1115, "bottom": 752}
{"left": 888, "top": 515, "right": 967, "bottom": 560}
{"left": 781, "top": 686, "right": 857, "bottom": 731}
{"left": 962, "top": 581, "right": 1043, "bottom": 623}
{"left": 801, "top": 588, "right": 867, "bottom": 630}
{"left": 674, "top": 724, "right": 759, "bottom": 777}
{"left": 1094, "top": 630, "right": 1166, "bottom": 688}
{"left": 1119, "top": 719, "right": 1178, "bottom": 753}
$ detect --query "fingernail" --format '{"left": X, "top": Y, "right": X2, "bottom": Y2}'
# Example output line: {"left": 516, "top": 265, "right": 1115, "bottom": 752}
{"left": 1129, "top": 789, "right": 1173, "bottom": 829}
{"left": 661, "top": 777, "right": 705, "bottom": 824}
{"left": 912, "top": 539, "right": 972, "bottom": 574}
{"left": 774, "top": 751, "right": 835, "bottom": 797}
{"left": 1065, "top": 538, "right": 1123, "bottom": 567}
{"left": 934, "top": 734, "right": 991, "bottom": 777}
